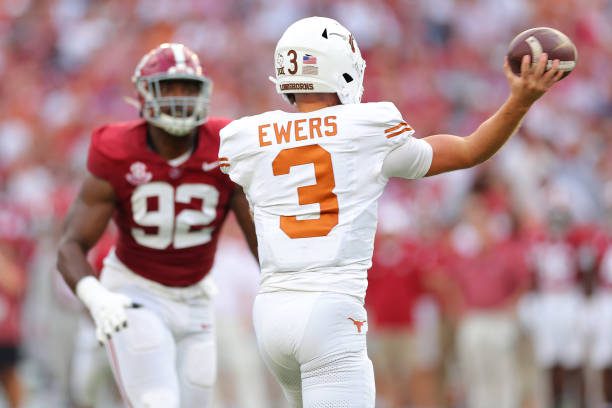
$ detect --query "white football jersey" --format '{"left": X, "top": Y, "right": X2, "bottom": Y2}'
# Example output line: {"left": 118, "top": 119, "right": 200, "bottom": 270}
{"left": 219, "top": 102, "right": 432, "bottom": 301}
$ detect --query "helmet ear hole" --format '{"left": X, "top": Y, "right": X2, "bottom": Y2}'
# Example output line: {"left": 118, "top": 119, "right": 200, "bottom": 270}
{"left": 322, "top": 29, "right": 328, "bottom": 39}
{"left": 342, "top": 73, "right": 354, "bottom": 83}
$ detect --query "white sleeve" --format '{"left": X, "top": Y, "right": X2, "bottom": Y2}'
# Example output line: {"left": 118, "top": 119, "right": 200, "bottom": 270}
{"left": 381, "top": 136, "right": 433, "bottom": 179}
{"left": 374, "top": 102, "right": 415, "bottom": 149}
{"left": 218, "top": 118, "right": 249, "bottom": 186}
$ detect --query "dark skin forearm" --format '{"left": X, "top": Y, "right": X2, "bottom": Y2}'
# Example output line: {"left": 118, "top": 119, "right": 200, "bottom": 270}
{"left": 57, "top": 240, "right": 98, "bottom": 292}
{"left": 57, "top": 174, "right": 116, "bottom": 291}
{"left": 230, "top": 186, "right": 259, "bottom": 261}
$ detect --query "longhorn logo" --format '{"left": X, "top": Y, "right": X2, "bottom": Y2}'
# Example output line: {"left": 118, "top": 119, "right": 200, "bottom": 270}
{"left": 348, "top": 317, "right": 366, "bottom": 333}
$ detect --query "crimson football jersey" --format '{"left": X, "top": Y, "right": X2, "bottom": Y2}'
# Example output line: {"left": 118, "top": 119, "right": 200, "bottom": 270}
{"left": 87, "top": 118, "right": 235, "bottom": 286}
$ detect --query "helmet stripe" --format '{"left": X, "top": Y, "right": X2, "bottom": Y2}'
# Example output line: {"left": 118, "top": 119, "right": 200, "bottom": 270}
{"left": 171, "top": 44, "right": 187, "bottom": 71}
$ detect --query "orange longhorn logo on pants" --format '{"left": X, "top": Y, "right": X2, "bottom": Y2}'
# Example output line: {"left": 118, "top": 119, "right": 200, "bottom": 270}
{"left": 348, "top": 317, "right": 366, "bottom": 333}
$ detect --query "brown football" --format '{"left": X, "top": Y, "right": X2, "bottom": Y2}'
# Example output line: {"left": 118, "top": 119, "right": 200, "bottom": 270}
{"left": 507, "top": 27, "right": 577, "bottom": 80}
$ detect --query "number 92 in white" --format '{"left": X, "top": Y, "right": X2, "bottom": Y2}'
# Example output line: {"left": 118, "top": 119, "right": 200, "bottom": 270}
{"left": 130, "top": 182, "right": 219, "bottom": 249}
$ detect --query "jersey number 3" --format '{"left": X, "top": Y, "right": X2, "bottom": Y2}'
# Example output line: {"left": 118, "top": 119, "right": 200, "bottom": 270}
{"left": 272, "top": 145, "right": 339, "bottom": 239}
{"left": 130, "top": 182, "right": 219, "bottom": 249}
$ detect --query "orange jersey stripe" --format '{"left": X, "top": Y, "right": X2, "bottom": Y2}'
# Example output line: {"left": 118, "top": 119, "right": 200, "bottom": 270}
{"left": 384, "top": 122, "right": 409, "bottom": 134}
{"left": 386, "top": 126, "right": 412, "bottom": 139}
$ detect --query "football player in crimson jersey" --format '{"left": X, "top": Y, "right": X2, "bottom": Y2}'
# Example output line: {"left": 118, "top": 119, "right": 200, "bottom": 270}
{"left": 0, "top": 245, "right": 27, "bottom": 408}
{"left": 519, "top": 205, "right": 588, "bottom": 408}
{"left": 57, "top": 43, "right": 257, "bottom": 408}
{"left": 218, "top": 17, "right": 564, "bottom": 407}
{"left": 594, "top": 239, "right": 612, "bottom": 407}
{"left": 0, "top": 201, "right": 32, "bottom": 408}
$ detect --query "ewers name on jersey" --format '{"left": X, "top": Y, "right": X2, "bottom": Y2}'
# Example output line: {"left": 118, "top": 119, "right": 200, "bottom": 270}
{"left": 87, "top": 118, "right": 234, "bottom": 287}
{"left": 219, "top": 102, "right": 432, "bottom": 301}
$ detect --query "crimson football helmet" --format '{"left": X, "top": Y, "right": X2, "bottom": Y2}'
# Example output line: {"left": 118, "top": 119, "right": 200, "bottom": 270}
{"left": 132, "top": 43, "right": 211, "bottom": 136}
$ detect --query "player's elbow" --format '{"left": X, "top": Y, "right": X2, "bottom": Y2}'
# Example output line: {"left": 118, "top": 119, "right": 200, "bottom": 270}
{"left": 436, "top": 146, "right": 475, "bottom": 175}
{"left": 466, "top": 151, "right": 489, "bottom": 168}
{"left": 462, "top": 137, "right": 495, "bottom": 168}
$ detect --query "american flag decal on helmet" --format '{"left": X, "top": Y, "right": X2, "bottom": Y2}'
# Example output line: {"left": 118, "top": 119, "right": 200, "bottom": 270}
{"left": 303, "top": 54, "right": 317, "bottom": 64}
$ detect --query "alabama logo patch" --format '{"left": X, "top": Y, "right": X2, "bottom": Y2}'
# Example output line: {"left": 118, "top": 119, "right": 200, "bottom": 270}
{"left": 125, "top": 161, "right": 153, "bottom": 186}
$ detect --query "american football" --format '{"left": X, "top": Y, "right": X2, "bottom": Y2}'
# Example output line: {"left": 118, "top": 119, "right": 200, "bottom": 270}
{"left": 507, "top": 27, "right": 577, "bottom": 79}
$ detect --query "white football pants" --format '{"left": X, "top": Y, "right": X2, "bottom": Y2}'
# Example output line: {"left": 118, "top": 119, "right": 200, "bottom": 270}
{"left": 456, "top": 311, "right": 520, "bottom": 408}
{"left": 585, "top": 291, "right": 612, "bottom": 369}
{"left": 99, "top": 251, "right": 217, "bottom": 408}
{"left": 519, "top": 291, "right": 587, "bottom": 368}
{"left": 70, "top": 314, "right": 121, "bottom": 408}
{"left": 253, "top": 291, "right": 375, "bottom": 408}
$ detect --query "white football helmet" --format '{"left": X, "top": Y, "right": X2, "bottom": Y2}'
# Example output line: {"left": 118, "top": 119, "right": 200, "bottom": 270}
{"left": 271, "top": 16, "right": 366, "bottom": 105}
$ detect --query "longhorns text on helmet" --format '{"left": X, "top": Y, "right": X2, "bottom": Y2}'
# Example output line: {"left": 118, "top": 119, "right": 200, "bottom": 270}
{"left": 271, "top": 17, "right": 366, "bottom": 105}
{"left": 132, "top": 43, "right": 212, "bottom": 137}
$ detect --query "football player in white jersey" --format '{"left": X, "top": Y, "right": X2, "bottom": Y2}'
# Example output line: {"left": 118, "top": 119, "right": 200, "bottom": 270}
{"left": 219, "top": 16, "right": 564, "bottom": 407}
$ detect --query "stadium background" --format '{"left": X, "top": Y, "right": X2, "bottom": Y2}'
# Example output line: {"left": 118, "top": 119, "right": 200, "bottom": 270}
{"left": 0, "top": 0, "right": 610, "bottom": 407}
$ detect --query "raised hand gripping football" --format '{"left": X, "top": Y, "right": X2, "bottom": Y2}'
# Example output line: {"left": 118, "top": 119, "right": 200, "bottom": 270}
{"left": 504, "top": 53, "right": 564, "bottom": 107}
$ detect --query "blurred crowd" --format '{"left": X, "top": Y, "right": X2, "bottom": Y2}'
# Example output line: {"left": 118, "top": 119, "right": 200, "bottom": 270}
{"left": 0, "top": 0, "right": 610, "bottom": 407}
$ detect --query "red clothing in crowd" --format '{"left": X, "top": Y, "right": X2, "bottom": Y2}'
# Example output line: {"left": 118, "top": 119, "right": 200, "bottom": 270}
{"left": 566, "top": 224, "right": 611, "bottom": 289}
{"left": 0, "top": 201, "right": 32, "bottom": 345}
{"left": 444, "top": 238, "right": 530, "bottom": 311}
{"left": 366, "top": 237, "right": 441, "bottom": 329}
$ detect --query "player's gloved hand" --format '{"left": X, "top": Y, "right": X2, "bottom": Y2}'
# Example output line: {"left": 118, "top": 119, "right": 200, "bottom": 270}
{"left": 76, "top": 276, "right": 134, "bottom": 344}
